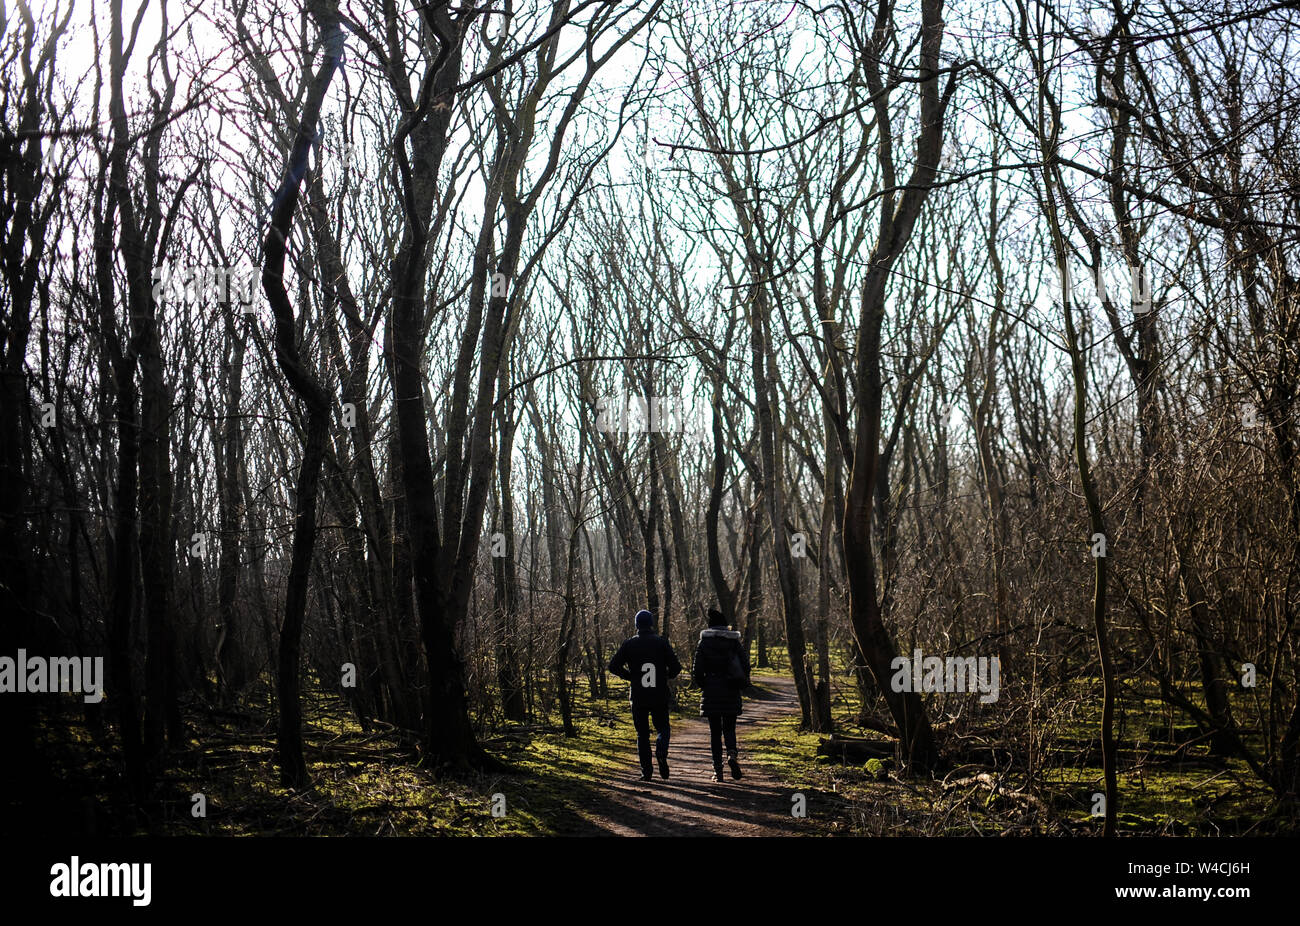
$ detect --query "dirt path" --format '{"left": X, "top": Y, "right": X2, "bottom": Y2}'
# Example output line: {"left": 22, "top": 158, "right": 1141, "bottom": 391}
{"left": 577, "top": 674, "right": 811, "bottom": 836}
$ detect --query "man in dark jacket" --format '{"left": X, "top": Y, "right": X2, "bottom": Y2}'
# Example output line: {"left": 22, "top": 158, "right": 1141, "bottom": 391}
{"left": 692, "top": 608, "right": 750, "bottom": 781}
{"left": 608, "top": 610, "right": 682, "bottom": 781}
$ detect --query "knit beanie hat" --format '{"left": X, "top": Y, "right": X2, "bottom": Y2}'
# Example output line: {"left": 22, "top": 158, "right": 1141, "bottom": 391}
{"left": 707, "top": 608, "right": 727, "bottom": 627}
{"left": 635, "top": 610, "right": 654, "bottom": 630}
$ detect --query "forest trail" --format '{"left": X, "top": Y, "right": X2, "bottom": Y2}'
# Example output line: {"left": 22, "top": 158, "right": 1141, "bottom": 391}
{"left": 577, "top": 674, "right": 811, "bottom": 836}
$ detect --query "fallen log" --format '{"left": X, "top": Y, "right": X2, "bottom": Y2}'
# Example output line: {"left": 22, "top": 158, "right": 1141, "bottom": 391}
{"left": 855, "top": 715, "right": 901, "bottom": 738}
{"left": 816, "top": 735, "right": 896, "bottom": 762}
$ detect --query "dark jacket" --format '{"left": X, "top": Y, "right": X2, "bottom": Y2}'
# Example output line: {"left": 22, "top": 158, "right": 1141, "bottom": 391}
{"left": 608, "top": 630, "right": 682, "bottom": 708}
{"left": 692, "top": 627, "right": 749, "bottom": 716}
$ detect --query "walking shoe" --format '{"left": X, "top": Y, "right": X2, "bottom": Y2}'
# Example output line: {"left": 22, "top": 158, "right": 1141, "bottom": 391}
{"left": 638, "top": 770, "right": 653, "bottom": 782}
{"left": 711, "top": 766, "right": 724, "bottom": 782}
{"left": 728, "top": 752, "right": 743, "bottom": 780}
{"left": 658, "top": 757, "right": 670, "bottom": 779}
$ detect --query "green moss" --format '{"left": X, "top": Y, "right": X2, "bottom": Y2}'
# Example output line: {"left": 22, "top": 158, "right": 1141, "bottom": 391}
{"left": 733, "top": 668, "right": 1293, "bottom": 836}
{"left": 21, "top": 660, "right": 1295, "bottom": 836}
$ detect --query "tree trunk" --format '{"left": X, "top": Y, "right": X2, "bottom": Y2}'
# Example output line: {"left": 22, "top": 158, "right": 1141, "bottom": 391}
{"left": 260, "top": 10, "right": 343, "bottom": 788}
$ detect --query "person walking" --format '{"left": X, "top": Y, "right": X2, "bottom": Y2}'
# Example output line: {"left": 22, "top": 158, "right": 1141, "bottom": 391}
{"left": 608, "top": 609, "right": 682, "bottom": 781}
{"left": 692, "top": 608, "right": 750, "bottom": 781}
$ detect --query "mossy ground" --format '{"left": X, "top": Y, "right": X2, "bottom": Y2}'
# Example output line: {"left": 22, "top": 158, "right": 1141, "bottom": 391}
{"left": 740, "top": 650, "right": 1295, "bottom": 836}
{"left": 18, "top": 676, "right": 699, "bottom": 835}
{"left": 13, "top": 649, "right": 1297, "bottom": 836}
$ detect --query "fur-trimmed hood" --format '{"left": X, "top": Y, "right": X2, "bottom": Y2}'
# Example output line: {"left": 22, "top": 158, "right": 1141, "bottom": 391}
{"left": 699, "top": 627, "right": 741, "bottom": 641}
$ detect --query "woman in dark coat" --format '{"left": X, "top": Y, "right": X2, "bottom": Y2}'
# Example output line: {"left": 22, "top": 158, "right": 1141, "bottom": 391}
{"left": 692, "top": 608, "right": 750, "bottom": 781}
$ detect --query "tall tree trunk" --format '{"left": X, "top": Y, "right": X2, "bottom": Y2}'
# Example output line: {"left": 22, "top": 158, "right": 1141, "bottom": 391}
{"left": 813, "top": 392, "right": 838, "bottom": 733}
{"left": 260, "top": 8, "right": 343, "bottom": 788}
{"left": 1036, "top": 30, "right": 1118, "bottom": 832}
{"left": 746, "top": 516, "right": 768, "bottom": 668}
{"left": 1065, "top": 300, "right": 1116, "bottom": 836}
{"left": 705, "top": 379, "right": 739, "bottom": 627}
{"left": 215, "top": 312, "right": 248, "bottom": 703}
{"left": 747, "top": 276, "right": 813, "bottom": 726}
{"left": 0, "top": 8, "right": 66, "bottom": 811}
{"left": 139, "top": 273, "right": 179, "bottom": 764}
{"left": 494, "top": 386, "right": 525, "bottom": 722}
{"left": 840, "top": 0, "right": 948, "bottom": 774}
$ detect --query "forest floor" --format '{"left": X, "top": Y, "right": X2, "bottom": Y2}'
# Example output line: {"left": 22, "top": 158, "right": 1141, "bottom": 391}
{"left": 15, "top": 663, "right": 1296, "bottom": 836}
{"left": 15, "top": 669, "right": 832, "bottom": 836}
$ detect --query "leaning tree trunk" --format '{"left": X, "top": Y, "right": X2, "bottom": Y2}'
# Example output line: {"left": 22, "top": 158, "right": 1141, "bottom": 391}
{"left": 839, "top": 0, "right": 948, "bottom": 775}
{"left": 260, "top": 8, "right": 343, "bottom": 789}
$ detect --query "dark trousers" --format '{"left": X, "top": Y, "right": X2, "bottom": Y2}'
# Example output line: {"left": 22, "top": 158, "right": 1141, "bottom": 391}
{"left": 631, "top": 704, "right": 670, "bottom": 774}
{"left": 707, "top": 713, "right": 738, "bottom": 768}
